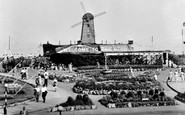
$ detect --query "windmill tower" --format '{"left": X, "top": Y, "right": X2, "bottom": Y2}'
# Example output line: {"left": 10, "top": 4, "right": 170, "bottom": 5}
{"left": 81, "top": 13, "right": 95, "bottom": 44}
{"left": 71, "top": 2, "right": 106, "bottom": 45}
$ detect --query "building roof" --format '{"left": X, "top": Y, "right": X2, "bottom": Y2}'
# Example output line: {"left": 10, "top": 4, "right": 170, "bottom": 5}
{"left": 99, "top": 44, "right": 133, "bottom": 52}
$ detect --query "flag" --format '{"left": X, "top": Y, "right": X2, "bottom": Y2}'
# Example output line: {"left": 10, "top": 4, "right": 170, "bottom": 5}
{"left": 183, "top": 22, "right": 185, "bottom": 26}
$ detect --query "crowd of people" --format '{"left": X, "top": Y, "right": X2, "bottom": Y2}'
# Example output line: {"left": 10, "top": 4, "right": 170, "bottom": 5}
{"left": 34, "top": 69, "right": 49, "bottom": 103}
{"left": 167, "top": 68, "right": 185, "bottom": 82}
{"left": 33, "top": 69, "right": 58, "bottom": 103}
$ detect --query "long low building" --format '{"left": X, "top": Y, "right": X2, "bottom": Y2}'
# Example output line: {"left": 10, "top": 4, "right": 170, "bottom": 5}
{"left": 42, "top": 41, "right": 170, "bottom": 67}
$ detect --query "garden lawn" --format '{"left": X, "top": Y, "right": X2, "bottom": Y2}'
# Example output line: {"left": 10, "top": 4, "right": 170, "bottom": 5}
{"left": 0, "top": 78, "right": 34, "bottom": 106}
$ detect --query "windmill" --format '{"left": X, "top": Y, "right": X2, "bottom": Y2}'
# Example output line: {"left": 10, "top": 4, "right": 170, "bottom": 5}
{"left": 71, "top": 2, "right": 106, "bottom": 44}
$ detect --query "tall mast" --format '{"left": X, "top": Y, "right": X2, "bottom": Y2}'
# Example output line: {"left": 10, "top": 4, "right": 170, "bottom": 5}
{"left": 182, "top": 29, "right": 183, "bottom": 54}
{"left": 152, "top": 36, "right": 153, "bottom": 50}
{"left": 9, "top": 36, "right": 10, "bottom": 51}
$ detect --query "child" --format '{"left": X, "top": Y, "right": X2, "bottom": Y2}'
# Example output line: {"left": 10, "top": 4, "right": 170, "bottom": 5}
{"left": 52, "top": 77, "right": 58, "bottom": 92}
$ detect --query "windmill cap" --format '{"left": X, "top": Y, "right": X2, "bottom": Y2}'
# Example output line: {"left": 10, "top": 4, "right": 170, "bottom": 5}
{"left": 82, "top": 13, "right": 94, "bottom": 20}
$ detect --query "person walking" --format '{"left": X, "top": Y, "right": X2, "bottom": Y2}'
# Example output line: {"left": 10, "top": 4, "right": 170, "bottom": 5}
{"left": 35, "top": 76, "right": 39, "bottom": 86}
{"left": 38, "top": 73, "right": 42, "bottom": 86}
{"left": 52, "top": 77, "right": 58, "bottom": 92}
{"left": 154, "top": 74, "right": 158, "bottom": 81}
{"left": 168, "top": 70, "right": 173, "bottom": 82}
{"left": 180, "top": 71, "right": 184, "bottom": 82}
{"left": 22, "top": 106, "right": 28, "bottom": 115}
{"left": 34, "top": 86, "right": 41, "bottom": 102}
{"left": 25, "top": 68, "right": 28, "bottom": 79}
{"left": 21, "top": 68, "right": 25, "bottom": 79}
{"left": 169, "top": 60, "right": 172, "bottom": 68}
{"left": 41, "top": 84, "right": 48, "bottom": 103}
{"left": 44, "top": 69, "right": 49, "bottom": 87}
{"left": 174, "top": 70, "right": 178, "bottom": 82}
{"left": 130, "top": 67, "right": 134, "bottom": 77}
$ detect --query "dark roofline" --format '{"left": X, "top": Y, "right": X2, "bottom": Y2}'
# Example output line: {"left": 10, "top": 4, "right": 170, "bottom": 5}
{"left": 103, "top": 50, "right": 171, "bottom": 53}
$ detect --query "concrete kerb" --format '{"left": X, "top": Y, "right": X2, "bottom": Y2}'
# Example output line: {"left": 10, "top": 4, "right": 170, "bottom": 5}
{"left": 14, "top": 106, "right": 52, "bottom": 115}
{"left": 166, "top": 79, "right": 181, "bottom": 94}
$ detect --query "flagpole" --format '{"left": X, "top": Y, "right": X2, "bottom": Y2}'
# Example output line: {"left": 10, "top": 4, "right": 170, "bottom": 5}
{"left": 181, "top": 28, "right": 184, "bottom": 55}
{"left": 8, "top": 36, "right": 10, "bottom": 51}
{"left": 152, "top": 36, "right": 153, "bottom": 50}
{"left": 182, "top": 27, "right": 184, "bottom": 55}
{"left": 182, "top": 22, "right": 184, "bottom": 55}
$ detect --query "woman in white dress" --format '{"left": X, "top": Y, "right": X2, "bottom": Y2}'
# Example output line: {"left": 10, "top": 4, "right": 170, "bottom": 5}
{"left": 174, "top": 70, "right": 178, "bottom": 82}
{"left": 168, "top": 70, "right": 173, "bottom": 82}
{"left": 180, "top": 71, "right": 184, "bottom": 82}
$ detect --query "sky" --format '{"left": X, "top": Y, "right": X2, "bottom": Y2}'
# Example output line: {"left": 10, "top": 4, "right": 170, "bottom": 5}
{"left": 1, "top": 0, "right": 185, "bottom": 57}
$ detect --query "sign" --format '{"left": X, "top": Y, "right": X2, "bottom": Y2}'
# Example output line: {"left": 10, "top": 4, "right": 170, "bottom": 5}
{"left": 57, "top": 45, "right": 100, "bottom": 54}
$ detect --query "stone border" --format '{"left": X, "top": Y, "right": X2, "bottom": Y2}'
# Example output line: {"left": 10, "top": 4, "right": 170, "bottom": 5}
{"left": 49, "top": 105, "right": 97, "bottom": 113}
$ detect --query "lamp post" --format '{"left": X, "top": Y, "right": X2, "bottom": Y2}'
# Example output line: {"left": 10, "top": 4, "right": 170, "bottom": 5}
{"left": 4, "top": 83, "right": 8, "bottom": 115}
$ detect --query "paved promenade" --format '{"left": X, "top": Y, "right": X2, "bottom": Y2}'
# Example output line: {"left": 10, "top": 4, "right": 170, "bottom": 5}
{"left": 0, "top": 69, "right": 71, "bottom": 115}
{"left": 168, "top": 82, "right": 185, "bottom": 94}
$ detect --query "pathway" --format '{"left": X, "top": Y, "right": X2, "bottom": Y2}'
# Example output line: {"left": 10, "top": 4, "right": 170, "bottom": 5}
{"left": 0, "top": 69, "right": 72, "bottom": 115}
{"left": 168, "top": 82, "right": 185, "bottom": 94}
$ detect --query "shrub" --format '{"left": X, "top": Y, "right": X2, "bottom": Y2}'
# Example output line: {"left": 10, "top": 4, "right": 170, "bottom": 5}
{"left": 120, "top": 90, "right": 126, "bottom": 95}
{"left": 155, "top": 89, "right": 159, "bottom": 94}
{"left": 137, "top": 91, "right": 142, "bottom": 98}
{"left": 149, "top": 89, "right": 154, "bottom": 96}
{"left": 159, "top": 92, "right": 165, "bottom": 97}
{"left": 153, "top": 94, "right": 159, "bottom": 100}
{"left": 110, "top": 91, "right": 118, "bottom": 99}
{"left": 127, "top": 92, "right": 134, "bottom": 98}
{"left": 83, "top": 94, "right": 93, "bottom": 105}
{"left": 76, "top": 94, "right": 83, "bottom": 101}
{"left": 66, "top": 96, "right": 75, "bottom": 106}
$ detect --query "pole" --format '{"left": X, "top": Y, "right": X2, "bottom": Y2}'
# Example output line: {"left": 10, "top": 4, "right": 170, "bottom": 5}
{"left": 182, "top": 29, "right": 184, "bottom": 55}
{"left": 59, "top": 111, "right": 62, "bottom": 115}
{"left": 8, "top": 36, "right": 10, "bottom": 51}
{"left": 104, "top": 54, "right": 107, "bottom": 70}
{"left": 4, "top": 84, "right": 8, "bottom": 115}
{"left": 152, "top": 36, "right": 153, "bottom": 50}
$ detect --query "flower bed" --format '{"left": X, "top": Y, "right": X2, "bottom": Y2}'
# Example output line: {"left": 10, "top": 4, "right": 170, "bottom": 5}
{"left": 0, "top": 95, "right": 14, "bottom": 100}
{"left": 99, "top": 90, "right": 176, "bottom": 108}
{"left": 0, "top": 76, "right": 14, "bottom": 83}
{"left": 7, "top": 83, "right": 23, "bottom": 94}
{"left": 73, "top": 80, "right": 163, "bottom": 95}
{"left": 174, "top": 92, "right": 185, "bottom": 103}
{"left": 49, "top": 94, "right": 96, "bottom": 112}
{"left": 48, "top": 73, "right": 76, "bottom": 83}
{"left": 85, "top": 69, "right": 160, "bottom": 82}
{"left": 73, "top": 70, "right": 163, "bottom": 95}
{"left": 77, "top": 65, "right": 163, "bottom": 71}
